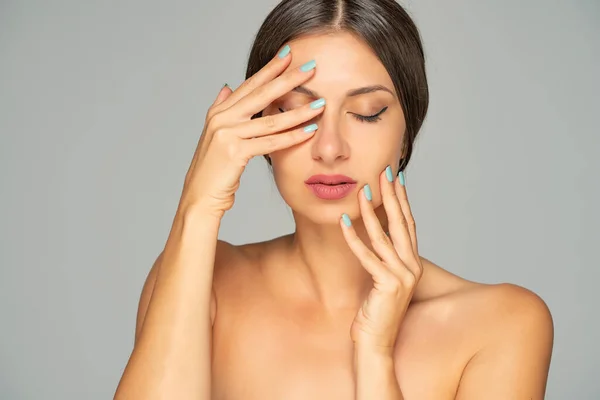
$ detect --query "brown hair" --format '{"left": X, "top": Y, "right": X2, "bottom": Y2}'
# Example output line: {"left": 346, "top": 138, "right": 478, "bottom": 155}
{"left": 246, "top": 0, "right": 429, "bottom": 172}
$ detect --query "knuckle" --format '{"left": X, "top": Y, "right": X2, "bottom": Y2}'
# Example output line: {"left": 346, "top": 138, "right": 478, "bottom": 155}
{"left": 262, "top": 114, "right": 277, "bottom": 129}
{"left": 398, "top": 215, "right": 408, "bottom": 228}
{"left": 413, "top": 260, "right": 424, "bottom": 277}
{"left": 244, "top": 75, "right": 258, "bottom": 92}
{"left": 212, "top": 126, "right": 230, "bottom": 141}
{"left": 373, "top": 230, "right": 391, "bottom": 247}
{"left": 254, "top": 85, "right": 269, "bottom": 103}
{"left": 207, "top": 112, "right": 225, "bottom": 131}
{"left": 264, "top": 135, "right": 279, "bottom": 152}
{"left": 400, "top": 270, "right": 417, "bottom": 287}
{"left": 205, "top": 108, "right": 216, "bottom": 122}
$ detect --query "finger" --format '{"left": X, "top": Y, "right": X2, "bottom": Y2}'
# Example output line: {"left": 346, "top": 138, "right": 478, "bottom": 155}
{"left": 241, "top": 123, "right": 318, "bottom": 158}
{"left": 213, "top": 83, "right": 233, "bottom": 107}
{"left": 357, "top": 183, "right": 405, "bottom": 279}
{"left": 387, "top": 168, "right": 420, "bottom": 279}
{"left": 189, "top": 84, "right": 234, "bottom": 177}
{"left": 339, "top": 213, "right": 397, "bottom": 285}
{"left": 184, "top": 84, "right": 232, "bottom": 183}
{"left": 234, "top": 97, "right": 325, "bottom": 139}
{"left": 380, "top": 166, "right": 414, "bottom": 268}
{"left": 232, "top": 59, "right": 317, "bottom": 119}
{"left": 394, "top": 170, "right": 419, "bottom": 259}
{"left": 215, "top": 44, "right": 293, "bottom": 112}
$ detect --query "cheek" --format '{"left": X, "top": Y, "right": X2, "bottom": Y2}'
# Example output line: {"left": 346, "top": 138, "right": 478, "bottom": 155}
{"left": 351, "top": 123, "right": 405, "bottom": 163}
{"left": 270, "top": 146, "right": 306, "bottom": 184}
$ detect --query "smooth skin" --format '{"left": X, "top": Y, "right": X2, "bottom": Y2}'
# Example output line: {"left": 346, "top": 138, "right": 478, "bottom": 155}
{"left": 116, "top": 32, "right": 554, "bottom": 399}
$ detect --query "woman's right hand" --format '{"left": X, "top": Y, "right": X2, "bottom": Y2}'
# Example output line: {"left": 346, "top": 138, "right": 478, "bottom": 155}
{"left": 178, "top": 47, "right": 324, "bottom": 218}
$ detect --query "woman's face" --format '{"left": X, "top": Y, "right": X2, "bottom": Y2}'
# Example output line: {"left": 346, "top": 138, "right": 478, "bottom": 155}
{"left": 263, "top": 32, "right": 406, "bottom": 224}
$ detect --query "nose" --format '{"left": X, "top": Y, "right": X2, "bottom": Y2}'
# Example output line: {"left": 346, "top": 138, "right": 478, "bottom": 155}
{"left": 310, "top": 113, "right": 350, "bottom": 166}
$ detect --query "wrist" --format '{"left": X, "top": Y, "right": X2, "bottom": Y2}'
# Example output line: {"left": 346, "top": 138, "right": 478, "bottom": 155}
{"left": 353, "top": 346, "right": 402, "bottom": 400}
{"left": 354, "top": 344, "right": 395, "bottom": 371}
{"left": 354, "top": 341, "right": 396, "bottom": 359}
{"left": 174, "top": 201, "right": 224, "bottom": 233}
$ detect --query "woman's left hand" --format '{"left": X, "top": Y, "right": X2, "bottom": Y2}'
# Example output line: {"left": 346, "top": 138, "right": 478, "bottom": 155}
{"left": 341, "top": 165, "right": 423, "bottom": 352}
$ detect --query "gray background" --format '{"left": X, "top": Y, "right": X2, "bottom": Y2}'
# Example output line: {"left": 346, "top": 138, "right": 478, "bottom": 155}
{"left": 1, "top": 0, "right": 598, "bottom": 398}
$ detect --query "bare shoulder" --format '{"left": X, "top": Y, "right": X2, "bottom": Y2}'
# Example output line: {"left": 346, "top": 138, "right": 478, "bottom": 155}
{"left": 417, "top": 259, "right": 554, "bottom": 397}
{"left": 400, "top": 258, "right": 554, "bottom": 396}
{"left": 463, "top": 280, "right": 552, "bottom": 320}
{"left": 210, "top": 236, "right": 276, "bottom": 310}
{"left": 413, "top": 257, "right": 554, "bottom": 381}
{"left": 211, "top": 238, "right": 266, "bottom": 284}
{"left": 417, "top": 256, "right": 553, "bottom": 335}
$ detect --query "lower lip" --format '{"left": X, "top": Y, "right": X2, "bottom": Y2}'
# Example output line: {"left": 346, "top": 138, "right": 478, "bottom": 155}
{"left": 305, "top": 183, "right": 357, "bottom": 200}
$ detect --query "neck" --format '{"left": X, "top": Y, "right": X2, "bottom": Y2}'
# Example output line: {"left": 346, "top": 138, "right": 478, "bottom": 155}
{"left": 284, "top": 205, "right": 390, "bottom": 312}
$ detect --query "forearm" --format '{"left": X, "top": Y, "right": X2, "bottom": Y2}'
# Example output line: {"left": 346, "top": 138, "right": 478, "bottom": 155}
{"left": 115, "top": 206, "right": 221, "bottom": 400}
{"left": 354, "top": 346, "right": 404, "bottom": 400}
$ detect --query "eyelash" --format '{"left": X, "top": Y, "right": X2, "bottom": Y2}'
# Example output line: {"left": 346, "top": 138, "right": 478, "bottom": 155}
{"left": 277, "top": 106, "right": 388, "bottom": 124}
{"left": 354, "top": 106, "right": 388, "bottom": 123}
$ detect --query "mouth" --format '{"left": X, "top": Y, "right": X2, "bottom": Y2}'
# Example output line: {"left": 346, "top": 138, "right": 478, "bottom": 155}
{"left": 304, "top": 174, "right": 357, "bottom": 185}
{"left": 304, "top": 174, "right": 357, "bottom": 200}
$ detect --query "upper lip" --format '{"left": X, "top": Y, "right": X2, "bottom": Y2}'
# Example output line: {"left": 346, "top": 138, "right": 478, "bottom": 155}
{"left": 305, "top": 174, "right": 357, "bottom": 185}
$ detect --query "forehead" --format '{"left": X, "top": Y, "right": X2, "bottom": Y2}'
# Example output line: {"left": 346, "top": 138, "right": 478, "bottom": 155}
{"left": 284, "top": 32, "right": 394, "bottom": 94}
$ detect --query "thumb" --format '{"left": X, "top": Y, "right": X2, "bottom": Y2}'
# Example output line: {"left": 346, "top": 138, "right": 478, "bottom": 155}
{"left": 213, "top": 83, "right": 232, "bottom": 107}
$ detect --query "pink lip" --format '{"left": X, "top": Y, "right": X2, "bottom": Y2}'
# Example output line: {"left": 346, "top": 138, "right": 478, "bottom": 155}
{"left": 304, "top": 174, "right": 357, "bottom": 200}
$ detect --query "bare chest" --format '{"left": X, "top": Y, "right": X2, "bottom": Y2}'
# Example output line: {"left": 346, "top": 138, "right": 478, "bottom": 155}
{"left": 210, "top": 293, "right": 472, "bottom": 400}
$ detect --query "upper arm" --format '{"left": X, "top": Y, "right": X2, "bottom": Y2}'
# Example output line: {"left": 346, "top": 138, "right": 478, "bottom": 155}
{"left": 134, "top": 249, "right": 219, "bottom": 344}
{"left": 455, "top": 284, "right": 554, "bottom": 400}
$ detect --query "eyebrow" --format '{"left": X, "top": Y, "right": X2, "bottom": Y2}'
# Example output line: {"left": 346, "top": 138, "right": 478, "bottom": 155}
{"left": 291, "top": 84, "right": 395, "bottom": 98}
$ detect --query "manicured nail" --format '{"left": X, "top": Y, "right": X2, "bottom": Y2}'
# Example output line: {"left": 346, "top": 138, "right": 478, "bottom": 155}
{"left": 300, "top": 59, "right": 316, "bottom": 72}
{"left": 385, "top": 165, "right": 394, "bottom": 182}
{"left": 363, "top": 184, "right": 372, "bottom": 201}
{"left": 310, "top": 98, "right": 326, "bottom": 109}
{"left": 398, "top": 170, "right": 405, "bottom": 186}
{"left": 303, "top": 123, "right": 318, "bottom": 133}
{"left": 222, "top": 83, "right": 228, "bottom": 88}
{"left": 278, "top": 44, "right": 291, "bottom": 58}
{"left": 342, "top": 213, "right": 352, "bottom": 227}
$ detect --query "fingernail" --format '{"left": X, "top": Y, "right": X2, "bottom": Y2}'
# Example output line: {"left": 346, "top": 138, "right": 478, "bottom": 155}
{"left": 342, "top": 213, "right": 352, "bottom": 227}
{"left": 303, "top": 123, "right": 318, "bottom": 133}
{"left": 222, "top": 83, "right": 228, "bottom": 88}
{"left": 363, "top": 184, "right": 372, "bottom": 201}
{"left": 300, "top": 59, "right": 316, "bottom": 72}
{"left": 398, "top": 170, "right": 405, "bottom": 186}
{"left": 385, "top": 165, "right": 394, "bottom": 182}
{"left": 309, "top": 98, "right": 326, "bottom": 109}
{"left": 278, "top": 44, "right": 291, "bottom": 58}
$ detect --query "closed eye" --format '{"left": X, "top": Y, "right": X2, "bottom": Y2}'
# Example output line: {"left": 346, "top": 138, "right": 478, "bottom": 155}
{"left": 352, "top": 106, "right": 388, "bottom": 123}
{"left": 277, "top": 106, "right": 389, "bottom": 124}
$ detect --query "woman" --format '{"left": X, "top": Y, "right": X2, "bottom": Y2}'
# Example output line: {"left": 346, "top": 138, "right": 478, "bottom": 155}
{"left": 115, "top": 0, "right": 554, "bottom": 398}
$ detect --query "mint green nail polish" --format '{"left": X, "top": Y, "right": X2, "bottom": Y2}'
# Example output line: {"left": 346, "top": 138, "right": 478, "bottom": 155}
{"left": 300, "top": 59, "right": 316, "bottom": 72}
{"left": 303, "top": 123, "right": 318, "bottom": 133}
{"left": 398, "top": 170, "right": 405, "bottom": 186}
{"left": 385, "top": 165, "right": 394, "bottom": 182}
{"left": 310, "top": 98, "right": 326, "bottom": 109}
{"left": 364, "top": 184, "right": 372, "bottom": 201}
{"left": 278, "top": 44, "right": 290, "bottom": 58}
{"left": 342, "top": 213, "right": 352, "bottom": 227}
